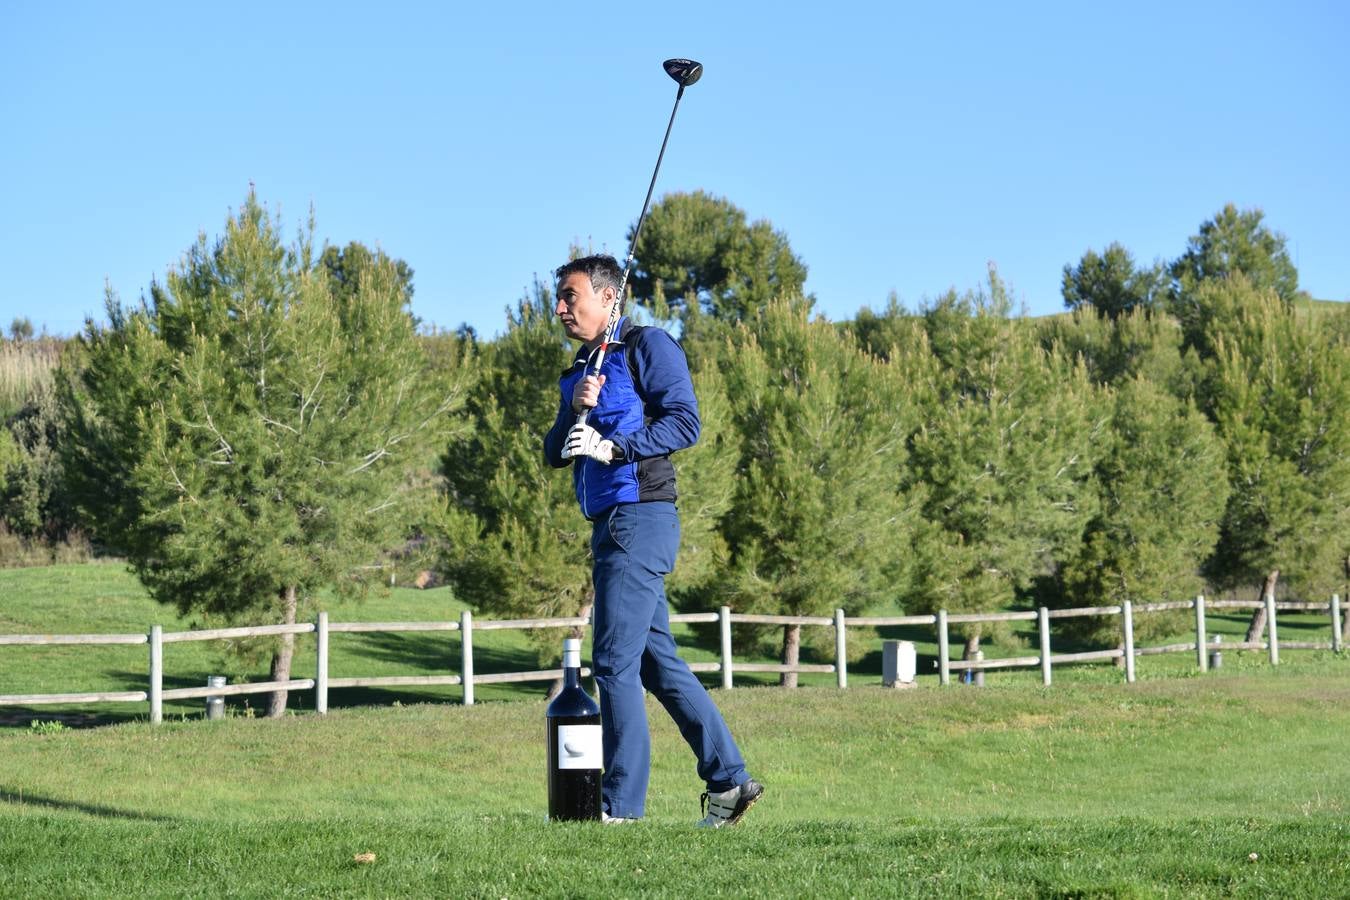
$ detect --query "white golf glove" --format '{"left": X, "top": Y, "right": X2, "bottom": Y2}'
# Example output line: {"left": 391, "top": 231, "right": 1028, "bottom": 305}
{"left": 561, "top": 422, "right": 618, "bottom": 464}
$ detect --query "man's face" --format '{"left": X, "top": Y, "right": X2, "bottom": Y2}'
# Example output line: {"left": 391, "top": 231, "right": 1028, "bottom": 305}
{"left": 555, "top": 272, "right": 615, "bottom": 344}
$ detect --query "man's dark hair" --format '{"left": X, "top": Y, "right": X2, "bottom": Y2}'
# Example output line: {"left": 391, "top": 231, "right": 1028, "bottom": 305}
{"left": 555, "top": 254, "right": 624, "bottom": 296}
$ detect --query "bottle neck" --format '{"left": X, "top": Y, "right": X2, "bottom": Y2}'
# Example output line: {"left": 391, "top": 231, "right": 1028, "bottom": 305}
{"left": 563, "top": 643, "right": 581, "bottom": 688}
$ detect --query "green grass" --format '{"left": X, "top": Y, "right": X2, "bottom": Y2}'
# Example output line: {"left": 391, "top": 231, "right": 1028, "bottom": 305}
{"left": 1, "top": 670, "right": 1347, "bottom": 897}
{"left": 2, "top": 564, "right": 1349, "bottom": 895}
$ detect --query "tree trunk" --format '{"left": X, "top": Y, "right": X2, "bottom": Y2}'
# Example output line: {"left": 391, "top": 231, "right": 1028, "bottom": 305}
{"left": 780, "top": 624, "right": 801, "bottom": 688}
{"left": 962, "top": 633, "right": 981, "bottom": 684}
{"left": 267, "top": 585, "right": 298, "bottom": 718}
{"left": 1244, "top": 570, "right": 1279, "bottom": 644}
{"left": 1343, "top": 556, "right": 1350, "bottom": 643}
{"left": 569, "top": 600, "right": 594, "bottom": 642}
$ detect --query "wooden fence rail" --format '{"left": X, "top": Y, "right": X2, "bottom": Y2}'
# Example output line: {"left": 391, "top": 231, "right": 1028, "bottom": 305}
{"left": 0, "top": 594, "right": 1342, "bottom": 723}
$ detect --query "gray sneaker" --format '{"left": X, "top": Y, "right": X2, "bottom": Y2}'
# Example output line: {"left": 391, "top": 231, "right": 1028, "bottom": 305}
{"left": 697, "top": 779, "right": 764, "bottom": 828}
{"left": 601, "top": 811, "right": 639, "bottom": 825}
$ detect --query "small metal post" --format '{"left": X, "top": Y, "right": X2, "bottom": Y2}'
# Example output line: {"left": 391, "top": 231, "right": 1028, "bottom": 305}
{"left": 834, "top": 608, "right": 847, "bottom": 689}
{"left": 461, "top": 609, "right": 474, "bottom": 705}
{"left": 1038, "top": 607, "right": 1052, "bottom": 686}
{"left": 973, "top": 650, "right": 985, "bottom": 687}
{"left": 937, "top": 610, "right": 950, "bottom": 686}
{"left": 205, "top": 676, "right": 226, "bottom": 720}
{"left": 1209, "top": 634, "right": 1223, "bottom": 669}
{"left": 719, "top": 605, "right": 733, "bottom": 689}
{"left": 1331, "top": 595, "right": 1342, "bottom": 654}
{"left": 315, "top": 612, "right": 329, "bottom": 715}
{"left": 1265, "top": 591, "right": 1279, "bottom": 665}
{"left": 1194, "top": 595, "right": 1208, "bottom": 672}
{"left": 149, "top": 625, "right": 163, "bottom": 724}
{"left": 1123, "top": 601, "right": 1136, "bottom": 684}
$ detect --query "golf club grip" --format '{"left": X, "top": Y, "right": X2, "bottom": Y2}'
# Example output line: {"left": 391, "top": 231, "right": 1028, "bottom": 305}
{"left": 573, "top": 259, "right": 633, "bottom": 426}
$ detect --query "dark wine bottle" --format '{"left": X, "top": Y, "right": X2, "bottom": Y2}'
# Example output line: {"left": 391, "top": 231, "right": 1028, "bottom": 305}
{"left": 546, "top": 637, "right": 602, "bottom": 821}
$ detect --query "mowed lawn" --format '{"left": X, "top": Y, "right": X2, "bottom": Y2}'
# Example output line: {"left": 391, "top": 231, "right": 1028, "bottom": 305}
{"left": 2, "top": 564, "right": 1348, "bottom": 896}
{"left": 2, "top": 671, "right": 1348, "bottom": 897}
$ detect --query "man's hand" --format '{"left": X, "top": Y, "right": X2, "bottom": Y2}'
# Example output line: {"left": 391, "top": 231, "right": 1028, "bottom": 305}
{"left": 561, "top": 423, "right": 618, "bottom": 464}
{"left": 571, "top": 374, "right": 606, "bottom": 413}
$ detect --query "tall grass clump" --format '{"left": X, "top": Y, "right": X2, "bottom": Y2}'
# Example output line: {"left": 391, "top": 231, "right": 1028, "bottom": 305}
{"left": 0, "top": 337, "right": 62, "bottom": 419}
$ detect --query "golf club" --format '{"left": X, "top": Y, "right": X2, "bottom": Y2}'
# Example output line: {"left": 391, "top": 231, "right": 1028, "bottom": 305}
{"left": 576, "top": 57, "right": 703, "bottom": 427}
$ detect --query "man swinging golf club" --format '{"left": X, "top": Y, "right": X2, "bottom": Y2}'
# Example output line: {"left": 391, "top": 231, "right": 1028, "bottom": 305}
{"left": 544, "top": 253, "right": 763, "bottom": 827}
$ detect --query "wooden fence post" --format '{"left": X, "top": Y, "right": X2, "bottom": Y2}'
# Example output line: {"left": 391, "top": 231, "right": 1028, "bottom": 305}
{"left": 973, "top": 650, "right": 985, "bottom": 687}
{"left": 1038, "top": 607, "right": 1052, "bottom": 686}
{"left": 1265, "top": 591, "right": 1279, "bottom": 665}
{"left": 461, "top": 609, "right": 474, "bottom": 705}
{"left": 1331, "top": 595, "right": 1342, "bottom": 654}
{"left": 937, "top": 609, "right": 950, "bottom": 686}
{"left": 1123, "top": 600, "right": 1136, "bottom": 684}
{"left": 834, "top": 608, "right": 847, "bottom": 689}
{"left": 315, "top": 612, "right": 329, "bottom": 715}
{"left": 719, "top": 606, "right": 733, "bottom": 689}
{"left": 1194, "top": 595, "right": 1207, "bottom": 672}
{"left": 149, "top": 625, "right": 163, "bottom": 724}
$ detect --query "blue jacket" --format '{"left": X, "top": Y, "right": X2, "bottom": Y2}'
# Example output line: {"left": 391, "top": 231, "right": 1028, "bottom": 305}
{"left": 544, "top": 318, "right": 700, "bottom": 519}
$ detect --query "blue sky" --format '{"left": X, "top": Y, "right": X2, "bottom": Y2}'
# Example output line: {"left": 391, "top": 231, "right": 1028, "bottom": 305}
{"left": 2, "top": 1, "right": 1346, "bottom": 338}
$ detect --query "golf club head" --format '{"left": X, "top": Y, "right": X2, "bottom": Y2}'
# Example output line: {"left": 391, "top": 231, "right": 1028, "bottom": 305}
{"left": 663, "top": 58, "right": 704, "bottom": 87}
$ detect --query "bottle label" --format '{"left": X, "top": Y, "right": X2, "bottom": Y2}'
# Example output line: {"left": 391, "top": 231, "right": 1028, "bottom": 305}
{"left": 556, "top": 724, "right": 602, "bottom": 770}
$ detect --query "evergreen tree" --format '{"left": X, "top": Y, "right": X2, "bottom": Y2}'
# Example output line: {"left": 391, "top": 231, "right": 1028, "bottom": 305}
{"left": 718, "top": 297, "right": 927, "bottom": 685}
{"left": 1037, "top": 307, "right": 1187, "bottom": 390}
{"left": 437, "top": 281, "right": 592, "bottom": 660}
{"left": 1195, "top": 278, "right": 1350, "bottom": 638}
{"left": 1054, "top": 378, "right": 1229, "bottom": 642}
{"left": 9, "top": 317, "right": 35, "bottom": 342}
{"left": 905, "top": 270, "right": 1102, "bottom": 655}
{"left": 320, "top": 242, "right": 415, "bottom": 306}
{"left": 0, "top": 428, "right": 20, "bottom": 528}
{"left": 60, "top": 193, "right": 464, "bottom": 715}
{"left": 847, "top": 293, "right": 921, "bottom": 362}
{"left": 627, "top": 191, "right": 808, "bottom": 321}
{"left": 1169, "top": 204, "right": 1302, "bottom": 352}
{"left": 1062, "top": 243, "right": 1166, "bottom": 319}
{"left": 0, "top": 382, "right": 72, "bottom": 541}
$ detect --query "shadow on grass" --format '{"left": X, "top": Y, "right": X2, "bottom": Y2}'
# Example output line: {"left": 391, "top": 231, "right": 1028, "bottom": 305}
{"left": 0, "top": 787, "right": 176, "bottom": 822}
{"left": 0, "top": 709, "right": 129, "bottom": 729}
{"left": 339, "top": 631, "right": 542, "bottom": 675}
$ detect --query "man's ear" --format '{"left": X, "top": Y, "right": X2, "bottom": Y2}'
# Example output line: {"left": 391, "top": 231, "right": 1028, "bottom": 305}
{"left": 601, "top": 285, "right": 617, "bottom": 307}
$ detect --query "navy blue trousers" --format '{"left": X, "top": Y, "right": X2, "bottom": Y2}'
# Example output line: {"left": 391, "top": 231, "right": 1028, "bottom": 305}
{"left": 590, "top": 501, "right": 749, "bottom": 818}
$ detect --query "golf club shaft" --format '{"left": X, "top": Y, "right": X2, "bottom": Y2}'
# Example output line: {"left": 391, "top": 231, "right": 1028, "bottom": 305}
{"left": 577, "top": 83, "right": 688, "bottom": 426}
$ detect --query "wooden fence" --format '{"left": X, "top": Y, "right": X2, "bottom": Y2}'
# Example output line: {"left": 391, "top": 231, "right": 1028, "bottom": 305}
{"left": 0, "top": 594, "right": 1342, "bottom": 723}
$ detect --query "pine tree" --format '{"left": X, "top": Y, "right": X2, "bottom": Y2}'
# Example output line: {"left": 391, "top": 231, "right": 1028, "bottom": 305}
{"left": 1169, "top": 204, "right": 1302, "bottom": 353}
{"left": 1038, "top": 306, "right": 1186, "bottom": 391}
{"left": 1195, "top": 278, "right": 1350, "bottom": 637}
{"left": 437, "top": 281, "right": 592, "bottom": 661}
{"left": 718, "top": 297, "right": 927, "bottom": 685}
{"left": 627, "top": 191, "right": 808, "bottom": 321}
{"left": 1055, "top": 377, "right": 1229, "bottom": 642}
{"left": 60, "top": 193, "right": 464, "bottom": 715}
{"left": 1062, "top": 243, "right": 1166, "bottom": 319}
{"left": 905, "top": 270, "right": 1102, "bottom": 656}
